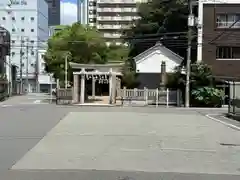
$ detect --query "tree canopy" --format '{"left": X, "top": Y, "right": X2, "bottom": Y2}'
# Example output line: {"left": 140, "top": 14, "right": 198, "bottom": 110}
{"left": 44, "top": 23, "right": 129, "bottom": 81}
{"left": 126, "top": 0, "right": 196, "bottom": 62}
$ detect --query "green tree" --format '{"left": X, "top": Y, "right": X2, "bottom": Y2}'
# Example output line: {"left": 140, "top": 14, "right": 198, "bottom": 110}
{"left": 125, "top": 0, "right": 196, "bottom": 62}
{"left": 121, "top": 60, "right": 139, "bottom": 88}
{"left": 107, "top": 44, "right": 129, "bottom": 62}
{"left": 44, "top": 23, "right": 109, "bottom": 81}
{"left": 166, "top": 62, "right": 223, "bottom": 106}
{"left": 167, "top": 62, "right": 215, "bottom": 89}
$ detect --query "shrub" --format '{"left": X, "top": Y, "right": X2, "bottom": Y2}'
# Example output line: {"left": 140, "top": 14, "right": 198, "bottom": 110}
{"left": 191, "top": 87, "right": 224, "bottom": 107}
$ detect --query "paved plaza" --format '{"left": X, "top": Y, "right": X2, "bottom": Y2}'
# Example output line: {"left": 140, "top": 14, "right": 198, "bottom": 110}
{"left": 1, "top": 95, "right": 240, "bottom": 179}
{"left": 11, "top": 111, "right": 240, "bottom": 174}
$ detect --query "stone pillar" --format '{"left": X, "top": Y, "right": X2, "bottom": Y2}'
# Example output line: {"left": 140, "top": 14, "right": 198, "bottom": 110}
{"left": 80, "top": 69, "right": 85, "bottom": 104}
{"left": 92, "top": 78, "right": 95, "bottom": 99}
{"left": 160, "top": 61, "right": 166, "bottom": 90}
{"left": 109, "top": 68, "right": 113, "bottom": 104}
{"left": 111, "top": 73, "right": 117, "bottom": 104}
{"left": 73, "top": 74, "right": 79, "bottom": 103}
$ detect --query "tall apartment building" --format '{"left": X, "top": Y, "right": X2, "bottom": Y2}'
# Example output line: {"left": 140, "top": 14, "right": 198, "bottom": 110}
{"left": 96, "top": 0, "right": 141, "bottom": 45}
{"left": 77, "top": 0, "right": 146, "bottom": 45}
{"left": 45, "top": 0, "right": 60, "bottom": 26}
{"left": 0, "top": 0, "right": 49, "bottom": 92}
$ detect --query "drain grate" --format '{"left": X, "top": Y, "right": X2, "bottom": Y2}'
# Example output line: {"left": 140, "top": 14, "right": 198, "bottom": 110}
{"left": 220, "top": 143, "right": 240, "bottom": 147}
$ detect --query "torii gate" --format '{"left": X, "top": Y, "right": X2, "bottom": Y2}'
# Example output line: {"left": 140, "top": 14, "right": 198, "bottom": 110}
{"left": 70, "top": 62, "right": 124, "bottom": 104}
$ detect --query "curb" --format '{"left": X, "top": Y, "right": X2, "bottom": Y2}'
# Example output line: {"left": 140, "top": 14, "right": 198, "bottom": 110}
{"left": 206, "top": 114, "right": 240, "bottom": 131}
{"left": 226, "top": 113, "right": 240, "bottom": 122}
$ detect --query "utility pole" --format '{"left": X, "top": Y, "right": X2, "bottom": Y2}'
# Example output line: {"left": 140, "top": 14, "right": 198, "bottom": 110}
{"left": 65, "top": 53, "right": 70, "bottom": 89}
{"left": 26, "top": 38, "right": 29, "bottom": 93}
{"left": 19, "top": 36, "right": 23, "bottom": 94}
{"left": 35, "top": 48, "right": 39, "bottom": 93}
{"left": 185, "top": 0, "right": 194, "bottom": 107}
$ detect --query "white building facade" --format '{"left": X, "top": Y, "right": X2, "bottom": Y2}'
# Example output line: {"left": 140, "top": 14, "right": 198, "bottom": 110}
{"left": 134, "top": 42, "right": 183, "bottom": 74}
{"left": 0, "top": 0, "right": 49, "bottom": 92}
{"left": 37, "top": 49, "right": 56, "bottom": 93}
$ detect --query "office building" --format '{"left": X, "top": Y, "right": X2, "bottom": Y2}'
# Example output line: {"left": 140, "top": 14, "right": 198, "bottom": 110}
{"left": 0, "top": 26, "right": 10, "bottom": 76}
{"left": 46, "top": 0, "right": 61, "bottom": 26}
{"left": 0, "top": 0, "right": 49, "bottom": 92}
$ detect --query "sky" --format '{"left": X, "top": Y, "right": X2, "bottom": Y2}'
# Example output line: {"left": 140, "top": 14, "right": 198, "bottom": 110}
{"left": 61, "top": 0, "right": 77, "bottom": 25}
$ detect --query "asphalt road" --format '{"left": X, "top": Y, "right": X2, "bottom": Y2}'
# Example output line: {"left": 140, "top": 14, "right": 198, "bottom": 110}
{"left": 0, "top": 95, "right": 240, "bottom": 180}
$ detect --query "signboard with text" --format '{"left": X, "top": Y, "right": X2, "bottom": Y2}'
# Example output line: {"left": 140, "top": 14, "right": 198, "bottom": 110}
{"left": 10, "top": 0, "right": 27, "bottom": 5}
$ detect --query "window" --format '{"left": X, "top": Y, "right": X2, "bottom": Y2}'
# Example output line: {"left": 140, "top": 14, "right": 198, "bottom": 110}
{"left": 12, "top": 28, "right": 16, "bottom": 32}
{"left": 12, "top": 17, "right": 15, "bottom": 21}
{"left": 52, "top": 0, "right": 56, "bottom": 7}
{"left": 31, "top": 29, "right": 34, "bottom": 32}
{"left": 30, "top": 40, "right": 34, "bottom": 44}
{"left": 31, "top": 51, "right": 34, "bottom": 55}
{"left": 30, "top": 17, "right": 34, "bottom": 21}
{"left": 21, "top": 17, "right": 25, "bottom": 20}
{"left": 216, "top": 46, "right": 240, "bottom": 59}
{"left": 216, "top": 14, "right": 240, "bottom": 28}
{"left": 11, "top": 40, "right": 15, "bottom": 44}
{"left": 2, "top": 17, "right": 6, "bottom": 20}
{"left": 11, "top": 52, "right": 15, "bottom": 56}
{"left": 21, "top": 28, "right": 24, "bottom": 32}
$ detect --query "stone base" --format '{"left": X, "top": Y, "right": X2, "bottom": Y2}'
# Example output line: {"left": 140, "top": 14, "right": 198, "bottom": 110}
{"left": 73, "top": 103, "right": 114, "bottom": 107}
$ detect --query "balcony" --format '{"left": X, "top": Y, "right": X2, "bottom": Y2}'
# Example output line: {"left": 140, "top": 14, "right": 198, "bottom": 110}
{"left": 97, "top": 24, "right": 130, "bottom": 29}
{"left": 89, "top": 6, "right": 96, "bottom": 10}
{"left": 97, "top": 7, "right": 137, "bottom": 12}
{"left": 89, "top": 14, "right": 96, "bottom": 18}
{"left": 97, "top": 0, "right": 136, "bottom": 4}
{"left": 97, "top": 16, "right": 136, "bottom": 21}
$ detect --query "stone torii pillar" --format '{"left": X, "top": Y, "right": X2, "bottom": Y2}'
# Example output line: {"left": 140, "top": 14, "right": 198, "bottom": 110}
{"left": 80, "top": 68, "right": 85, "bottom": 104}
{"left": 73, "top": 73, "right": 79, "bottom": 103}
{"left": 111, "top": 73, "right": 117, "bottom": 104}
{"left": 109, "top": 68, "right": 113, "bottom": 104}
{"left": 92, "top": 78, "right": 95, "bottom": 99}
{"left": 108, "top": 69, "right": 119, "bottom": 104}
